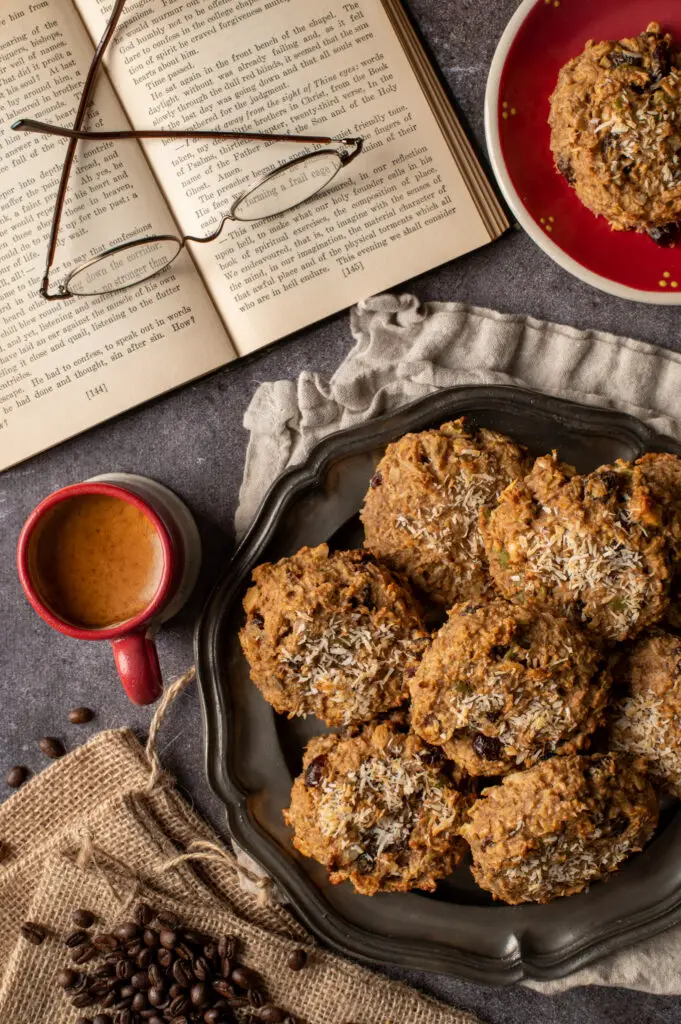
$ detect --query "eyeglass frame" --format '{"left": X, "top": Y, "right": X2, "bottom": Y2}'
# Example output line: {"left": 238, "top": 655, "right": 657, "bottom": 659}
{"left": 14, "top": 0, "right": 363, "bottom": 301}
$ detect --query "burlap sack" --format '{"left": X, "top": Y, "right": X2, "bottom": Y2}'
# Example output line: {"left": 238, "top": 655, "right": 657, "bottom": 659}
{"left": 0, "top": 719, "right": 481, "bottom": 1024}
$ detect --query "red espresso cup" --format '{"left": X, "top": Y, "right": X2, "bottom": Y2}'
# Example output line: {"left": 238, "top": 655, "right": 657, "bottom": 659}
{"left": 16, "top": 474, "right": 200, "bottom": 705}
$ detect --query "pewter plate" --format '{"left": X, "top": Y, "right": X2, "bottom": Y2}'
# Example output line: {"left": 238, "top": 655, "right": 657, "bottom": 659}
{"left": 195, "top": 385, "right": 681, "bottom": 985}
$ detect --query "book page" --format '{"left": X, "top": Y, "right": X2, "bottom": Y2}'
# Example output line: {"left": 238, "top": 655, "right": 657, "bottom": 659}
{"left": 75, "top": 0, "right": 493, "bottom": 355}
{"left": 0, "top": 0, "right": 234, "bottom": 471}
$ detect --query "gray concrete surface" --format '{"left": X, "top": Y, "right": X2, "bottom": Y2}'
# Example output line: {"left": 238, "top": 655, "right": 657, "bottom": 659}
{"left": 2, "top": 1, "right": 681, "bottom": 1021}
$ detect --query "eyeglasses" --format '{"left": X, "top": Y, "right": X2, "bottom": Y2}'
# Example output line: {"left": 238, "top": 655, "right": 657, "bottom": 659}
{"left": 11, "top": 0, "right": 363, "bottom": 300}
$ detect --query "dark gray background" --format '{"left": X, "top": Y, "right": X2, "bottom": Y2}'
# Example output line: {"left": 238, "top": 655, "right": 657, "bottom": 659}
{"left": 2, "top": 1, "right": 681, "bottom": 1021}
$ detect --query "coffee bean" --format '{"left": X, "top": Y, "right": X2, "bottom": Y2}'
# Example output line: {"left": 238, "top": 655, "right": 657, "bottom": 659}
{"left": 100, "top": 991, "right": 117, "bottom": 1009}
{"left": 143, "top": 927, "right": 159, "bottom": 947}
{"left": 248, "top": 988, "right": 264, "bottom": 1008}
{"left": 93, "top": 1015, "right": 113, "bottom": 1024}
{"left": 115, "top": 922, "right": 139, "bottom": 942}
{"left": 113, "top": 996, "right": 134, "bottom": 1011}
{"left": 172, "top": 959, "right": 192, "bottom": 987}
{"left": 231, "top": 966, "right": 260, "bottom": 990}
{"left": 260, "top": 1009, "right": 286, "bottom": 1024}
{"left": 159, "top": 928, "right": 178, "bottom": 950}
{"left": 202, "top": 941, "right": 218, "bottom": 962}
{"left": 72, "top": 992, "right": 96, "bottom": 1008}
{"left": 218, "top": 935, "right": 237, "bottom": 960}
{"left": 204, "top": 1011, "right": 222, "bottom": 1024}
{"left": 94, "top": 964, "right": 116, "bottom": 979}
{"left": 137, "top": 948, "right": 153, "bottom": 969}
{"left": 193, "top": 955, "right": 211, "bottom": 981}
{"left": 72, "top": 910, "right": 96, "bottom": 929}
{"left": 6, "top": 765, "right": 29, "bottom": 788}
{"left": 135, "top": 902, "right": 155, "bottom": 927}
{"left": 92, "top": 932, "right": 118, "bottom": 952}
{"left": 157, "top": 948, "right": 173, "bottom": 969}
{"left": 183, "top": 928, "right": 206, "bottom": 946}
{"left": 69, "top": 707, "right": 95, "bottom": 724}
{"left": 148, "top": 986, "right": 169, "bottom": 1008}
{"left": 220, "top": 958, "right": 233, "bottom": 978}
{"left": 57, "top": 968, "right": 79, "bottom": 988}
{"left": 131, "top": 971, "right": 150, "bottom": 990}
{"left": 169, "top": 994, "right": 190, "bottom": 1015}
{"left": 21, "top": 922, "right": 46, "bottom": 945}
{"left": 119, "top": 1013, "right": 133, "bottom": 1024}
{"left": 286, "top": 949, "right": 307, "bottom": 971}
{"left": 125, "top": 940, "right": 142, "bottom": 958}
{"left": 72, "top": 946, "right": 97, "bottom": 965}
{"left": 148, "top": 963, "right": 163, "bottom": 988}
{"left": 74, "top": 1017, "right": 92, "bottom": 1024}
{"left": 190, "top": 982, "right": 208, "bottom": 1007}
{"left": 39, "top": 736, "right": 65, "bottom": 759}
{"left": 65, "top": 929, "right": 90, "bottom": 948}
{"left": 119, "top": 984, "right": 135, "bottom": 999}
{"left": 132, "top": 992, "right": 148, "bottom": 1011}
{"left": 156, "top": 910, "right": 181, "bottom": 928}
{"left": 169, "top": 983, "right": 182, "bottom": 999}
{"left": 117, "top": 959, "right": 134, "bottom": 981}
{"left": 146, "top": 1017, "right": 164, "bottom": 1024}
{"left": 88, "top": 980, "right": 112, "bottom": 997}
{"left": 212, "top": 978, "right": 235, "bottom": 999}
{"left": 169, "top": 1017, "right": 189, "bottom": 1024}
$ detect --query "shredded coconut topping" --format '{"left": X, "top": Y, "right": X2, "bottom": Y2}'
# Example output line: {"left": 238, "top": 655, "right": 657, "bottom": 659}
{"left": 613, "top": 694, "right": 681, "bottom": 790}
{"left": 523, "top": 515, "right": 651, "bottom": 638}
{"left": 394, "top": 468, "right": 497, "bottom": 565}
{"left": 502, "top": 831, "right": 635, "bottom": 897}
{"left": 316, "top": 747, "right": 458, "bottom": 864}
{"left": 281, "top": 612, "right": 425, "bottom": 724}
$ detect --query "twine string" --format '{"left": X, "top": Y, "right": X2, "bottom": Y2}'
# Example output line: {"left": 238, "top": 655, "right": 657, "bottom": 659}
{"left": 145, "top": 665, "right": 196, "bottom": 791}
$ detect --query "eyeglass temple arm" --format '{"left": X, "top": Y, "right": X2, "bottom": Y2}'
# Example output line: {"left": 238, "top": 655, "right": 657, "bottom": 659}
{"left": 40, "top": 0, "right": 129, "bottom": 299}
{"left": 13, "top": 118, "right": 362, "bottom": 151}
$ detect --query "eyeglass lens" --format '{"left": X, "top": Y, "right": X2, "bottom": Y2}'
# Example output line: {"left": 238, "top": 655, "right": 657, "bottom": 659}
{"left": 230, "top": 151, "right": 343, "bottom": 222}
{"left": 67, "top": 237, "right": 182, "bottom": 296}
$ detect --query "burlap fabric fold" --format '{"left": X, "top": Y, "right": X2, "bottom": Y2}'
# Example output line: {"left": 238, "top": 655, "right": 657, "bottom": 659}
{"left": 0, "top": 721, "right": 480, "bottom": 1024}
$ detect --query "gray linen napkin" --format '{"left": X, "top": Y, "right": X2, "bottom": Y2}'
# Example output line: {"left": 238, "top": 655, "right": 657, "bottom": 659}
{"left": 235, "top": 291, "right": 681, "bottom": 995}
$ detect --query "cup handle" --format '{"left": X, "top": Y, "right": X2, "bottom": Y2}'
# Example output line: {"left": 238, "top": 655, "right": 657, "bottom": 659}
{"left": 110, "top": 631, "right": 163, "bottom": 705}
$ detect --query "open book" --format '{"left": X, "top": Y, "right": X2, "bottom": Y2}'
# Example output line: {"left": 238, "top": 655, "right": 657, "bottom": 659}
{"left": 0, "top": 0, "right": 507, "bottom": 471}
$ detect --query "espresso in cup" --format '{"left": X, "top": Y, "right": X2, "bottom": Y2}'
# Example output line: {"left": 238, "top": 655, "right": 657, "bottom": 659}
{"left": 29, "top": 493, "right": 164, "bottom": 629}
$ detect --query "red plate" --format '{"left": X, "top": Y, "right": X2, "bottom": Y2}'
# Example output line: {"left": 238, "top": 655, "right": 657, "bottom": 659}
{"left": 485, "top": 0, "right": 681, "bottom": 303}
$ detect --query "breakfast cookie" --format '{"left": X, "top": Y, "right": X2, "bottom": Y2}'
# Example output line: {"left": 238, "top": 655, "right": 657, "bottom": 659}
{"left": 460, "top": 753, "right": 658, "bottom": 904}
{"left": 549, "top": 22, "right": 681, "bottom": 244}
{"left": 480, "top": 454, "right": 670, "bottom": 642}
{"left": 240, "top": 544, "right": 429, "bottom": 726}
{"left": 285, "top": 721, "right": 472, "bottom": 895}
{"left": 409, "top": 599, "right": 608, "bottom": 775}
{"left": 361, "top": 419, "right": 529, "bottom": 607}
{"left": 611, "top": 628, "right": 681, "bottom": 796}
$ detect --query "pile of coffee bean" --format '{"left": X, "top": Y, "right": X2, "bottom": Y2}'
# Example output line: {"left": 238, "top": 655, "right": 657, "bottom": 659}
{"left": 56, "top": 903, "right": 301, "bottom": 1024}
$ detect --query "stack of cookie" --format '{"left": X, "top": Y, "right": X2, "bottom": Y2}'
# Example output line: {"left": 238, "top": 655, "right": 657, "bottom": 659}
{"left": 239, "top": 419, "right": 681, "bottom": 904}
